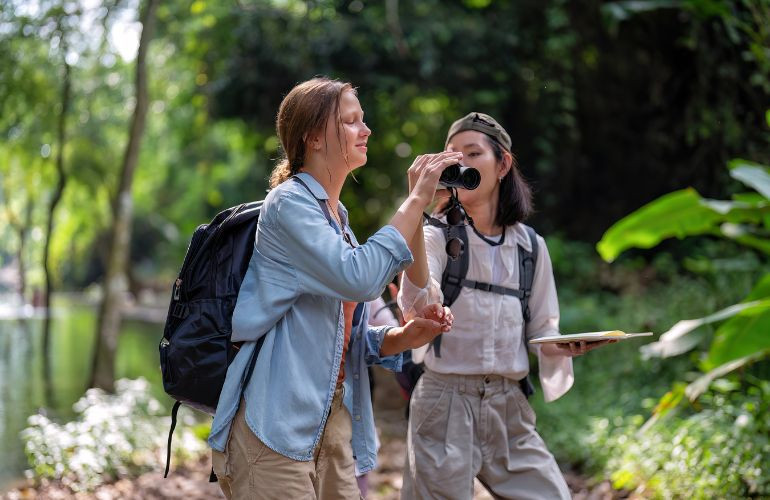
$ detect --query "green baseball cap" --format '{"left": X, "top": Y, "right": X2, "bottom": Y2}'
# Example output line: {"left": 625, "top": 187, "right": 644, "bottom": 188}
{"left": 445, "top": 112, "right": 512, "bottom": 151}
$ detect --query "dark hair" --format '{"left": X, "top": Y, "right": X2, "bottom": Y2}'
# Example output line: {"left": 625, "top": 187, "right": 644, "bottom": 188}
{"left": 269, "top": 77, "right": 354, "bottom": 187}
{"left": 438, "top": 135, "right": 533, "bottom": 226}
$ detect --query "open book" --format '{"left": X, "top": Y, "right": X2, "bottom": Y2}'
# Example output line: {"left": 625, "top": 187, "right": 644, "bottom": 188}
{"left": 528, "top": 330, "right": 653, "bottom": 345}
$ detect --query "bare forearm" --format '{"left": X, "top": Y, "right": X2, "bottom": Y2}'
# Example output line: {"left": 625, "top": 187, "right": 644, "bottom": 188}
{"left": 379, "top": 326, "right": 408, "bottom": 356}
{"left": 389, "top": 194, "right": 427, "bottom": 247}
{"left": 404, "top": 224, "right": 429, "bottom": 288}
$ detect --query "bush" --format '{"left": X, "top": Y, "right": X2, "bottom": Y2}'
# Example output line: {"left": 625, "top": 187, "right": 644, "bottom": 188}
{"left": 533, "top": 236, "right": 769, "bottom": 495}
{"left": 591, "top": 378, "right": 770, "bottom": 498}
{"left": 21, "top": 378, "right": 207, "bottom": 492}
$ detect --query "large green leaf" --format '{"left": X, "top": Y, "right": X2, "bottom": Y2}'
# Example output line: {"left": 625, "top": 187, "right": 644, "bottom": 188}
{"left": 703, "top": 199, "right": 770, "bottom": 224}
{"left": 729, "top": 160, "right": 770, "bottom": 200}
{"left": 720, "top": 223, "right": 770, "bottom": 254}
{"left": 703, "top": 300, "right": 770, "bottom": 370}
{"left": 641, "top": 274, "right": 770, "bottom": 359}
{"left": 685, "top": 350, "right": 770, "bottom": 402}
{"left": 745, "top": 273, "right": 770, "bottom": 300}
{"left": 640, "top": 301, "right": 761, "bottom": 359}
{"left": 597, "top": 188, "right": 722, "bottom": 262}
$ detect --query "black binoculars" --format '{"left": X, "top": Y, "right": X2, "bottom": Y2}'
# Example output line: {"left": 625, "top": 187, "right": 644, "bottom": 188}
{"left": 439, "top": 164, "right": 481, "bottom": 190}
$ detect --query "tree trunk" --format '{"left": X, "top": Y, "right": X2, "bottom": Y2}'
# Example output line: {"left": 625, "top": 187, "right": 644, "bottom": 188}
{"left": 41, "top": 46, "right": 71, "bottom": 384}
{"left": 18, "top": 204, "right": 31, "bottom": 302}
{"left": 90, "top": 0, "right": 158, "bottom": 391}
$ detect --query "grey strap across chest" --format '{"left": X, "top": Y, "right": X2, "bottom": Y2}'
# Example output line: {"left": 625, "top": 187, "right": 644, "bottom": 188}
{"left": 431, "top": 223, "right": 539, "bottom": 357}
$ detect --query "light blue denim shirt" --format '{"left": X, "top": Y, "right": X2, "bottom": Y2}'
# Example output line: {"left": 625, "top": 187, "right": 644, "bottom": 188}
{"left": 208, "top": 172, "right": 413, "bottom": 474}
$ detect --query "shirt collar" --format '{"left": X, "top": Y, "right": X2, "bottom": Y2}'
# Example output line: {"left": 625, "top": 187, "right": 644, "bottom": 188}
{"left": 510, "top": 224, "right": 534, "bottom": 252}
{"left": 294, "top": 172, "right": 351, "bottom": 228}
{"left": 294, "top": 172, "right": 329, "bottom": 200}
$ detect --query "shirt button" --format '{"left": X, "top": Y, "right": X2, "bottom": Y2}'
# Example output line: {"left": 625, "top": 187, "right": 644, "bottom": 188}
{"left": 354, "top": 374, "right": 359, "bottom": 380}
{"left": 355, "top": 415, "right": 361, "bottom": 421}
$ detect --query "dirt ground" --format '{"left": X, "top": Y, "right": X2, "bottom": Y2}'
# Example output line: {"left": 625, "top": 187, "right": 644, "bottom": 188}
{"left": 3, "top": 368, "right": 631, "bottom": 499}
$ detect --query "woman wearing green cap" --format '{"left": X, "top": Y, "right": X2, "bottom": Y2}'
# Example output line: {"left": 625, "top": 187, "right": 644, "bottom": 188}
{"left": 398, "top": 112, "right": 612, "bottom": 499}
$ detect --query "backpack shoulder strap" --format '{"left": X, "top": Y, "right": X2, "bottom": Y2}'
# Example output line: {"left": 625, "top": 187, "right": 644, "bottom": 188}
{"left": 431, "top": 224, "right": 469, "bottom": 357}
{"left": 518, "top": 224, "right": 539, "bottom": 398}
{"left": 440, "top": 224, "right": 469, "bottom": 308}
{"left": 518, "top": 224, "right": 539, "bottom": 323}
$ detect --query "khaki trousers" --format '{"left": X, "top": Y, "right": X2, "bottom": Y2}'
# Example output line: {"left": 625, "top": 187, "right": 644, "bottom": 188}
{"left": 401, "top": 370, "right": 571, "bottom": 500}
{"left": 212, "top": 387, "right": 361, "bottom": 500}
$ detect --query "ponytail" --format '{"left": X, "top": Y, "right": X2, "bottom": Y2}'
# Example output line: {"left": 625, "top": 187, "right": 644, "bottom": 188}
{"left": 269, "top": 159, "right": 297, "bottom": 188}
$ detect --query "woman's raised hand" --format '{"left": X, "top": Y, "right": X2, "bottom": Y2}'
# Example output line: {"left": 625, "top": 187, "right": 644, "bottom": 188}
{"left": 408, "top": 151, "right": 463, "bottom": 207}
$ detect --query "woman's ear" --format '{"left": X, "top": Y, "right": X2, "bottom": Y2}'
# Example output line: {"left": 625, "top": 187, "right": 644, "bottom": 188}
{"left": 304, "top": 132, "right": 322, "bottom": 151}
{"left": 499, "top": 151, "right": 513, "bottom": 178}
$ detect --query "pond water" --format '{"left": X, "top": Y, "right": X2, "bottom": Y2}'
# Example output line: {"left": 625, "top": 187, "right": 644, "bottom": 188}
{"left": 0, "top": 297, "right": 169, "bottom": 491}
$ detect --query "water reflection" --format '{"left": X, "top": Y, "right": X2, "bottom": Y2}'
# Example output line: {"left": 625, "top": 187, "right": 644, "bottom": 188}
{"left": 0, "top": 298, "right": 165, "bottom": 491}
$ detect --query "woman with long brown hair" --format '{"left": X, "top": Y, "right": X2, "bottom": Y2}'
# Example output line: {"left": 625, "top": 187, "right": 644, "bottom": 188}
{"left": 207, "top": 77, "right": 456, "bottom": 499}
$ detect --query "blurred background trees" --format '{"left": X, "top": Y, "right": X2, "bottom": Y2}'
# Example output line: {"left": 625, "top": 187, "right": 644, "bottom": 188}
{"left": 4, "top": 0, "right": 768, "bottom": 299}
{"left": 1, "top": 0, "right": 769, "bottom": 497}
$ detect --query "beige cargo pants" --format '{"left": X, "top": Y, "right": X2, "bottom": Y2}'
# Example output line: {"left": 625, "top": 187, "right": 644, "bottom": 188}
{"left": 401, "top": 370, "right": 571, "bottom": 500}
{"left": 212, "top": 387, "right": 361, "bottom": 500}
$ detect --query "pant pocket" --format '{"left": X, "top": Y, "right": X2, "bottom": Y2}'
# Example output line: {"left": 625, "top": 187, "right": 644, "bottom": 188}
{"left": 212, "top": 448, "right": 227, "bottom": 479}
{"left": 513, "top": 388, "right": 537, "bottom": 426}
{"left": 412, "top": 380, "right": 451, "bottom": 435}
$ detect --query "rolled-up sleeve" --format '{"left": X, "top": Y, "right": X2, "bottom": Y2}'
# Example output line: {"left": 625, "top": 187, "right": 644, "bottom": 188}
{"left": 526, "top": 236, "right": 574, "bottom": 402}
{"left": 397, "top": 225, "right": 445, "bottom": 320}
{"left": 363, "top": 325, "right": 403, "bottom": 371}
{"left": 275, "top": 191, "right": 413, "bottom": 302}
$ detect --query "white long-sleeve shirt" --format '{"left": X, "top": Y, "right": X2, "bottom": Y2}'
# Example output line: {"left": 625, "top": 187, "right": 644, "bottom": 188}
{"left": 398, "top": 221, "right": 574, "bottom": 402}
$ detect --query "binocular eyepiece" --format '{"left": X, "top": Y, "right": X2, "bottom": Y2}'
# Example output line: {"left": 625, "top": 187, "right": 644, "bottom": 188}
{"left": 439, "top": 164, "right": 481, "bottom": 190}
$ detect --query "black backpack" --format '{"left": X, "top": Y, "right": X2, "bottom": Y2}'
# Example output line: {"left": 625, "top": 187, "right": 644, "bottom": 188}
{"left": 395, "top": 222, "right": 539, "bottom": 410}
{"left": 158, "top": 200, "right": 264, "bottom": 478}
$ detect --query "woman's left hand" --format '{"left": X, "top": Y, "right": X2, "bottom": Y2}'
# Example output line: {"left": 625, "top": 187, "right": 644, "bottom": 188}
{"left": 401, "top": 303, "right": 453, "bottom": 350}
{"left": 548, "top": 339, "right": 617, "bottom": 357}
{"left": 379, "top": 303, "right": 453, "bottom": 356}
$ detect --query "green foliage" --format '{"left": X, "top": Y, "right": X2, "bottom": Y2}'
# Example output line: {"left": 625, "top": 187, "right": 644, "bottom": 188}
{"left": 591, "top": 379, "right": 770, "bottom": 498}
{"left": 534, "top": 234, "right": 767, "bottom": 496}
{"left": 2, "top": 0, "right": 769, "bottom": 290}
{"left": 705, "top": 298, "right": 770, "bottom": 369}
{"left": 598, "top": 161, "right": 770, "bottom": 262}
{"left": 597, "top": 189, "right": 724, "bottom": 262}
{"left": 21, "top": 378, "right": 206, "bottom": 492}
{"left": 597, "top": 157, "right": 770, "bottom": 395}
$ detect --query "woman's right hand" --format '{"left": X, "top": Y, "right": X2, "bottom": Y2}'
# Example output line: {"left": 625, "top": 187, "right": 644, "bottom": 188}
{"left": 408, "top": 151, "right": 463, "bottom": 207}
{"left": 387, "top": 151, "right": 462, "bottom": 249}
